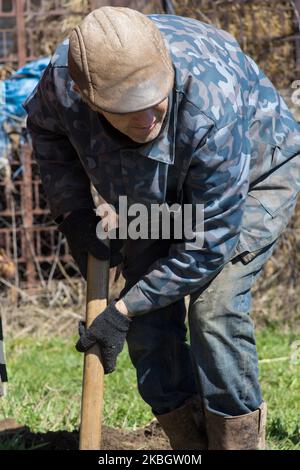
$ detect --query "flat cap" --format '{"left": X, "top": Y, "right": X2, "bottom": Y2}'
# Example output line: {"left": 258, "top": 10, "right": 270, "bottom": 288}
{"left": 68, "top": 7, "right": 174, "bottom": 113}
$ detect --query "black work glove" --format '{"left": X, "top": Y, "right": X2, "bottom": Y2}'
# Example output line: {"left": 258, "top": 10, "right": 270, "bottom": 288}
{"left": 76, "top": 300, "right": 131, "bottom": 374}
{"left": 58, "top": 208, "right": 123, "bottom": 279}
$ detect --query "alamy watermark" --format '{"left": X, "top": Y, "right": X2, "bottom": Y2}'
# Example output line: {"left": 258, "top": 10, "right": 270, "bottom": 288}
{"left": 95, "top": 195, "right": 205, "bottom": 250}
{"left": 291, "top": 80, "right": 300, "bottom": 106}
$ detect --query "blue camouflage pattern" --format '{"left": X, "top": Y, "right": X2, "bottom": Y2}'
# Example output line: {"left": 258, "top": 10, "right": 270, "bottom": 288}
{"left": 23, "top": 14, "right": 300, "bottom": 315}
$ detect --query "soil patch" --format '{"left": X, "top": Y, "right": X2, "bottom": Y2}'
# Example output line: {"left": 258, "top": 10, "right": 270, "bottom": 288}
{"left": 0, "top": 418, "right": 171, "bottom": 450}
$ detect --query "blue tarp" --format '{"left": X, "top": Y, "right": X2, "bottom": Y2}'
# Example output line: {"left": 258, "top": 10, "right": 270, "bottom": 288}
{"left": 0, "top": 57, "right": 49, "bottom": 169}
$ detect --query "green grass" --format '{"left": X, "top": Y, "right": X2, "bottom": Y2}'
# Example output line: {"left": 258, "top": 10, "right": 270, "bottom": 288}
{"left": 0, "top": 327, "right": 299, "bottom": 449}
{"left": 0, "top": 335, "right": 152, "bottom": 434}
{"left": 256, "top": 327, "right": 300, "bottom": 450}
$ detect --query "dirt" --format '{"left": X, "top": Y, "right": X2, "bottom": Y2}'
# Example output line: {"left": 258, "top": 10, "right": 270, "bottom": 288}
{"left": 0, "top": 418, "right": 171, "bottom": 450}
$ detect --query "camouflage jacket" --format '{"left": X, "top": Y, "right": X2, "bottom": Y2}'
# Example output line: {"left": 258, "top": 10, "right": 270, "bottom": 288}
{"left": 24, "top": 14, "right": 300, "bottom": 315}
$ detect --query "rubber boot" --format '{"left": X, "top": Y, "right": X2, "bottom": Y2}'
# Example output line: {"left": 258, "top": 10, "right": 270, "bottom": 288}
{"left": 205, "top": 401, "right": 267, "bottom": 450}
{"left": 154, "top": 395, "right": 208, "bottom": 450}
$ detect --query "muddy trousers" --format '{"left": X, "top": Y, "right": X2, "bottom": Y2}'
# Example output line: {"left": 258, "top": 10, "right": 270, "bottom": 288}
{"left": 122, "top": 240, "right": 277, "bottom": 417}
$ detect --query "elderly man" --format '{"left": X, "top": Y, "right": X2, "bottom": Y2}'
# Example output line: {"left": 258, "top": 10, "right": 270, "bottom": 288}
{"left": 24, "top": 7, "right": 300, "bottom": 450}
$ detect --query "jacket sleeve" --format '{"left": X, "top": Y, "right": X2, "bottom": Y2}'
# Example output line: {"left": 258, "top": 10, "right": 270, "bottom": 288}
{"left": 23, "top": 64, "right": 94, "bottom": 221}
{"left": 122, "top": 119, "right": 250, "bottom": 315}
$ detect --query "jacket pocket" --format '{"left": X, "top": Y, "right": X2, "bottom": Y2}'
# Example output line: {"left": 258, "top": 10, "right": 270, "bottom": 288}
{"left": 233, "top": 190, "right": 298, "bottom": 261}
{"left": 233, "top": 238, "right": 278, "bottom": 265}
{"left": 234, "top": 148, "right": 300, "bottom": 258}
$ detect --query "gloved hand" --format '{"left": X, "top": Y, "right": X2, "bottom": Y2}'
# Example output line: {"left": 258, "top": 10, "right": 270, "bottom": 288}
{"left": 58, "top": 208, "right": 123, "bottom": 279}
{"left": 76, "top": 300, "right": 131, "bottom": 374}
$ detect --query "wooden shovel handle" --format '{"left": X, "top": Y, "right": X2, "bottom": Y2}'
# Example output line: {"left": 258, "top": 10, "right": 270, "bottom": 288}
{"left": 79, "top": 249, "right": 110, "bottom": 450}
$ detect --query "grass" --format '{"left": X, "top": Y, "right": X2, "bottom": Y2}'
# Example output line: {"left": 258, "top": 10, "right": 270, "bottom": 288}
{"left": 256, "top": 327, "right": 300, "bottom": 450}
{"left": 0, "top": 335, "right": 152, "bottom": 434}
{"left": 0, "top": 327, "right": 299, "bottom": 449}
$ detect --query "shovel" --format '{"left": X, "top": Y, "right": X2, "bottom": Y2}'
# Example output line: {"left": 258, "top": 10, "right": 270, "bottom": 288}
{"left": 79, "top": 247, "right": 110, "bottom": 450}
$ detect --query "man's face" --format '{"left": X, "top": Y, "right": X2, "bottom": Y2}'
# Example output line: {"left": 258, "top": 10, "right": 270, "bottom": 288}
{"left": 73, "top": 83, "right": 168, "bottom": 143}
{"left": 100, "top": 97, "right": 169, "bottom": 144}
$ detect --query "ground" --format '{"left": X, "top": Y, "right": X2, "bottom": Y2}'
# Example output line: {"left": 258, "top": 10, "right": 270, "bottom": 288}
{"left": 0, "top": 418, "right": 170, "bottom": 450}
{"left": 0, "top": 316, "right": 299, "bottom": 450}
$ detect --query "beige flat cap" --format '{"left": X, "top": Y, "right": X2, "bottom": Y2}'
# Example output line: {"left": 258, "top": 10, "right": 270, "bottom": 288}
{"left": 68, "top": 6, "right": 174, "bottom": 113}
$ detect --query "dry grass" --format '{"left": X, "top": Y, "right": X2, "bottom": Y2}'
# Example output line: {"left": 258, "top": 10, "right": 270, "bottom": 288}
{"left": 24, "top": 0, "right": 164, "bottom": 57}
{"left": 252, "top": 200, "right": 300, "bottom": 329}
{"left": 173, "top": 0, "right": 298, "bottom": 88}
{"left": 0, "top": 280, "right": 85, "bottom": 337}
{"left": 0, "top": 264, "right": 125, "bottom": 336}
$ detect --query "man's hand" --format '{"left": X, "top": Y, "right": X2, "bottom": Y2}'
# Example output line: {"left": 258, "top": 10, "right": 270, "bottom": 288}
{"left": 115, "top": 299, "right": 130, "bottom": 316}
{"left": 76, "top": 300, "right": 132, "bottom": 374}
{"left": 58, "top": 208, "right": 123, "bottom": 279}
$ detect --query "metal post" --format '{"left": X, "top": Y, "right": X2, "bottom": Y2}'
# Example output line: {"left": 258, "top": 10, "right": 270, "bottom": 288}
{"left": 22, "top": 143, "right": 36, "bottom": 287}
{"left": 292, "top": 0, "right": 300, "bottom": 71}
{"left": 15, "top": 0, "right": 26, "bottom": 67}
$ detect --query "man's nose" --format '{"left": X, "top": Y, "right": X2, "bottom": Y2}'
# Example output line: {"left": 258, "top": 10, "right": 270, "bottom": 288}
{"left": 131, "top": 109, "right": 156, "bottom": 128}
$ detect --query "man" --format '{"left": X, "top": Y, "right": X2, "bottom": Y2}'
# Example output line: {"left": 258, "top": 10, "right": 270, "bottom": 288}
{"left": 24, "top": 7, "right": 300, "bottom": 450}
